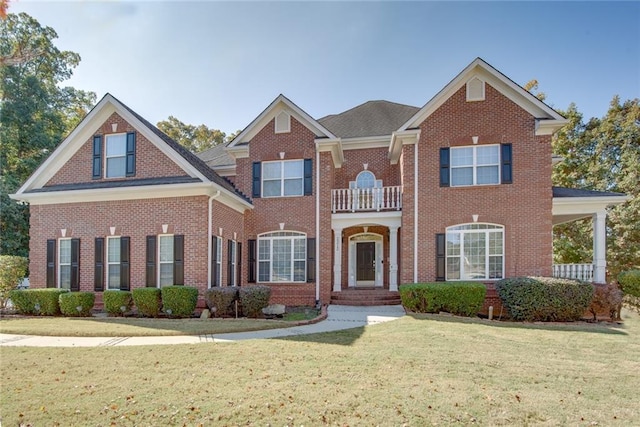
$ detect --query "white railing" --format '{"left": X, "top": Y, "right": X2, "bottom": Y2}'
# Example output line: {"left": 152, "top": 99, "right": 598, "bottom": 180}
{"left": 552, "top": 263, "right": 594, "bottom": 282}
{"left": 332, "top": 186, "right": 402, "bottom": 213}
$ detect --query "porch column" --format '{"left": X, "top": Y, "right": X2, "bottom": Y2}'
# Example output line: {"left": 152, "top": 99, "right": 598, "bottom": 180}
{"left": 389, "top": 226, "right": 399, "bottom": 292}
{"left": 593, "top": 210, "right": 607, "bottom": 283}
{"left": 333, "top": 227, "right": 343, "bottom": 292}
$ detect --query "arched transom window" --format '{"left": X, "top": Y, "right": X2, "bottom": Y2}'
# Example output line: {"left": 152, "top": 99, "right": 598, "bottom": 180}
{"left": 446, "top": 223, "right": 504, "bottom": 280}
{"left": 350, "top": 170, "right": 382, "bottom": 189}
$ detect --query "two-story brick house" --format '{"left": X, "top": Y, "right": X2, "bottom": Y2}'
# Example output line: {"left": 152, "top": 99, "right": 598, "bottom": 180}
{"left": 12, "top": 58, "right": 627, "bottom": 309}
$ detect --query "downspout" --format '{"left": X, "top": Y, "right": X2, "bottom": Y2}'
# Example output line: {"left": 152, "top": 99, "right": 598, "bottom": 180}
{"left": 315, "top": 151, "right": 321, "bottom": 306}
{"left": 414, "top": 142, "right": 418, "bottom": 283}
{"left": 207, "top": 190, "right": 221, "bottom": 288}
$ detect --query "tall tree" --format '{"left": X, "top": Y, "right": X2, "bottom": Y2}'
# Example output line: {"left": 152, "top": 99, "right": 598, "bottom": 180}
{"left": 157, "top": 116, "right": 226, "bottom": 153}
{"left": 552, "top": 97, "right": 640, "bottom": 279}
{"left": 0, "top": 13, "right": 96, "bottom": 256}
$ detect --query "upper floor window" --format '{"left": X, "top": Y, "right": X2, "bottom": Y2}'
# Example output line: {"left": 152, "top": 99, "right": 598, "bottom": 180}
{"left": 105, "top": 134, "right": 127, "bottom": 178}
{"left": 440, "top": 144, "right": 512, "bottom": 187}
{"left": 350, "top": 170, "right": 382, "bottom": 189}
{"left": 93, "top": 132, "right": 136, "bottom": 179}
{"left": 445, "top": 223, "right": 504, "bottom": 280}
{"left": 253, "top": 159, "right": 312, "bottom": 198}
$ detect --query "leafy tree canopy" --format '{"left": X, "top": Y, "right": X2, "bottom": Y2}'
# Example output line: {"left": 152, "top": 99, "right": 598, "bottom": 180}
{"left": 157, "top": 115, "right": 227, "bottom": 153}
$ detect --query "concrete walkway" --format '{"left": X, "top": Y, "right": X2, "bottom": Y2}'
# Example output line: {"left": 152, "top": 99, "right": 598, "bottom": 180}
{"left": 0, "top": 305, "right": 405, "bottom": 347}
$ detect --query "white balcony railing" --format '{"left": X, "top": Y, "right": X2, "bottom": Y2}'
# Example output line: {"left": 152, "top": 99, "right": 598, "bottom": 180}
{"left": 552, "top": 263, "right": 594, "bottom": 282}
{"left": 332, "top": 186, "right": 402, "bottom": 213}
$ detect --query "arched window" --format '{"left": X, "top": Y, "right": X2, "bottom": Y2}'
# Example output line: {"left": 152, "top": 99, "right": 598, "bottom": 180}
{"left": 258, "top": 231, "right": 306, "bottom": 282}
{"left": 350, "top": 170, "right": 381, "bottom": 189}
{"left": 445, "top": 223, "right": 504, "bottom": 280}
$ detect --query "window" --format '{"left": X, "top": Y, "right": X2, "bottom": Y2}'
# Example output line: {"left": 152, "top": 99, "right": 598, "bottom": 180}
{"left": 58, "top": 238, "right": 72, "bottom": 289}
{"left": 146, "top": 234, "right": 183, "bottom": 287}
{"left": 212, "top": 236, "right": 222, "bottom": 287}
{"left": 262, "top": 160, "right": 304, "bottom": 197}
{"left": 258, "top": 232, "right": 306, "bottom": 282}
{"left": 228, "top": 240, "right": 237, "bottom": 286}
{"left": 159, "top": 235, "right": 174, "bottom": 287}
{"left": 107, "top": 237, "right": 121, "bottom": 290}
{"left": 105, "top": 134, "right": 127, "bottom": 178}
{"left": 451, "top": 145, "right": 500, "bottom": 186}
{"left": 446, "top": 224, "right": 504, "bottom": 280}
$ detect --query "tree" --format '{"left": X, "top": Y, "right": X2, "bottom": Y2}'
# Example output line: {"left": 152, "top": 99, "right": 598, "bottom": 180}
{"left": 524, "top": 79, "right": 546, "bottom": 102}
{"left": 157, "top": 116, "right": 226, "bottom": 153}
{"left": 0, "top": 13, "right": 96, "bottom": 257}
{"left": 552, "top": 97, "right": 640, "bottom": 280}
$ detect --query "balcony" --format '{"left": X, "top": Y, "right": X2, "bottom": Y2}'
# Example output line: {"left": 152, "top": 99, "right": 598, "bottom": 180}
{"left": 552, "top": 263, "right": 594, "bottom": 282}
{"left": 332, "top": 186, "right": 402, "bottom": 213}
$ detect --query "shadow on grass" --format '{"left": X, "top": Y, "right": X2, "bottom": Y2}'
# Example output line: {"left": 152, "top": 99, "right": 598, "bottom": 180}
{"left": 406, "top": 312, "right": 630, "bottom": 336}
{"left": 277, "top": 325, "right": 367, "bottom": 346}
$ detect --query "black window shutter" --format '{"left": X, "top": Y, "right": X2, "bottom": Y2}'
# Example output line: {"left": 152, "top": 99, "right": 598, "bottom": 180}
{"left": 304, "top": 159, "right": 313, "bottom": 196}
{"left": 440, "top": 148, "right": 450, "bottom": 187}
{"left": 94, "top": 238, "right": 104, "bottom": 291}
{"left": 236, "top": 242, "right": 242, "bottom": 287}
{"left": 92, "top": 136, "right": 102, "bottom": 179}
{"left": 120, "top": 237, "right": 130, "bottom": 291}
{"left": 252, "top": 162, "right": 261, "bottom": 198}
{"left": 174, "top": 235, "right": 184, "bottom": 285}
{"left": 248, "top": 239, "right": 256, "bottom": 283}
{"left": 227, "top": 240, "right": 233, "bottom": 286}
{"left": 211, "top": 236, "right": 219, "bottom": 287}
{"left": 46, "top": 239, "right": 56, "bottom": 288}
{"left": 436, "top": 233, "right": 446, "bottom": 282}
{"left": 146, "top": 236, "right": 157, "bottom": 287}
{"left": 126, "top": 132, "right": 136, "bottom": 177}
{"left": 501, "top": 143, "right": 513, "bottom": 184}
{"left": 70, "top": 238, "right": 80, "bottom": 291}
{"left": 307, "top": 237, "right": 316, "bottom": 283}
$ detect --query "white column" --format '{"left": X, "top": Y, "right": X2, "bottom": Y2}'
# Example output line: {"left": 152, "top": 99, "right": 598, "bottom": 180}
{"left": 389, "top": 226, "right": 399, "bottom": 292}
{"left": 333, "top": 227, "right": 343, "bottom": 292}
{"left": 593, "top": 210, "right": 607, "bottom": 283}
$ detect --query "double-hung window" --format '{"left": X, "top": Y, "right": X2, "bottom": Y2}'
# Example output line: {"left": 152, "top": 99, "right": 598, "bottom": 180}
{"left": 228, "top": 240, "right": 237, "bottom": 286}
{"left": 58, "top": 238, "right": 72, "bottom": 289}
{"left": 450, "top": 145, "right": 500, "bottom": 186}
{"left": 105, "top": 134, "right": 127, "bottom": 178}
{"left": 446, "top": 223, "right": 504, "bottom": 280}
{"left": 262, "top": 160, "right": 304, "bottom": 197}
{"left": 159, "top": 235, "right": 174, "bottom": 287}
{"left": 107, "top": 237, "right": 121, "bottom": 290}
{"left": 258, "top": 232, "right": 306, "bottom": 282}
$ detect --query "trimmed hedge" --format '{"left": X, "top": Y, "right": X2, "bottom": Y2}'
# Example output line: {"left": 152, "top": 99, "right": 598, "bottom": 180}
{"left": 239, "top": 286, "right": 272, "bottom": 318}
{"left": 495, "top": 276, "right": 593, "bottom": 322}
{"left": 59, "top": 292, "right": 95, "bottom": 317}
{"left": 618, "top": 270, "right": 640, "bottom": 298}
{"left": 161, "top": 286, "right": 199, "bottom": 318}
{"left": 7, "top": 289, "right": 69, "bottom": 315}
{"left": 205, "top": 287, "right": 238, "bottom": 317}
{"left": 399, "top": 282, "right": 486, "bottom": 317}
{"left": 103, "top": 290, "right": 133, "bottom": 316}
{"left": 132, "top": 288, "right": 162, "bottom": 317}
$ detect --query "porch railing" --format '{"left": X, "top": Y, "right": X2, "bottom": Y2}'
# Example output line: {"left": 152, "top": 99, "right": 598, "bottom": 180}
{"left": 552, "top": 263, "right": 594, "bottom": 282}
{"left": 332, "top": 186, "right": 402, "bottom": 213}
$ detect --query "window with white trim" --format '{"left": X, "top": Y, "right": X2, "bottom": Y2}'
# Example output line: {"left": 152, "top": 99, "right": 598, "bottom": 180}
{"left": 446, "top": 223, "right": 504, "bottom": 280}
{"left": 107, "top": 236, "right": 121, "bottom": 290}
{"left": 258, "top": 231, "right": 306, "bottom": 282}
{"left": 262, "top": 160, "right": 304, "bottom": 197}
{"left": 229, "top": 240, "right": 237, "bottom": 286}
{"left": 105, "top": 134, "right": 127, "bottom": 178}
{"left": 451, "top": 145, "right": 500, "bottom": 186}
{"left": 159, "top": 235, "right": 174, "bottom": 287}
{"left": 58, "top": 238, "right": 71, "bottom": 289}
{"left": 215, "top": 236, "right": 222, "bottom": 286}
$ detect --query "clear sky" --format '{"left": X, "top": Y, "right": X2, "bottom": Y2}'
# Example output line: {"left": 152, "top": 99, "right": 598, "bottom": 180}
{"left": 10, "top": 1, "right": 640, "bottom": 136}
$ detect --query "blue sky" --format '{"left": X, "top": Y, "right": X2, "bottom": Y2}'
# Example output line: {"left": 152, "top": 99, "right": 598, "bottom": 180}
{"left": 10, "top": 1, "right": 640, "bottom": 136}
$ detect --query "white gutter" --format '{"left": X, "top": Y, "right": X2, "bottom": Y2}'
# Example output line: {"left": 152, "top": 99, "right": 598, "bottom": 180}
{"left": 414, "top": 142, "right": 418, "bottom": 283}
{"left": 207, "top": 191, "right": 221, "bottom": 288}
{"left": 315, "top": 151, "right": 320, "bottom": 305}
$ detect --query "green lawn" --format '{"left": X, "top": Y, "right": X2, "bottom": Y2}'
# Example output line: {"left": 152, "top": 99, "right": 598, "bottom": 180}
{"left": 1, "top": 310, "right": 639, "bottom": 426}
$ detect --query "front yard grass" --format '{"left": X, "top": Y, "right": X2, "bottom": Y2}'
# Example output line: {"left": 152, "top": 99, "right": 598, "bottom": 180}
{"left": 1, "top": 310, "right": 639, "bottom": 426}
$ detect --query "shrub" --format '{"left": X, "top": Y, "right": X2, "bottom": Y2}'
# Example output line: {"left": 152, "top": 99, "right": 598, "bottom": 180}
{"left": 618, "top": 270, "right": 640, "bottom": 298}
{"left": 495, "top": 276, "right": 594, "bottom": 322}
{"left": 0, "top": 255, "right": 28, "bottom": 309}
{"left": 205, "top": 287, "right": 238, "bottom": 317}
{"left": 589, "top": 283, "right": 623, "bottom": 321}
{"left": 399, "top": 282, "right": 486, "bottom": 317}
{"left": 59, "top": 292, "right": 95, "bottom": 317}
{"left": 239, "top": 286, "right": 272, "bottom": 318}
{"left": 161, "top": 286, "right": 199, "bottom": 318}
{"left": 103, "top": 290, "right": 134, "bottom": 316}
{"left": 132, "top": 288, "right": 162, "bottom": 317}
{"left": 7, "top": 289, "right": 68, "bottom": 315}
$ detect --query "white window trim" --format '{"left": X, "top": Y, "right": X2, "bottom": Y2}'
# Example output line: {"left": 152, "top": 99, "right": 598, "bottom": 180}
{"left": 257, "top": 231, "right": 307, "bottom": 283}
{"left": 104, "top": 133, "right": 127, "bottom": 178}
{"left": 158, "top": 234, "right": 174, "bottom": 288}
{"left": 216, "top": 236, "right": 223, "bottom": 287}
{"left": 106, "top": 236, "right": 121, "bottom": 290}
{"left": 58, "top": 237, "right": 71, "bottom": 289}
{"left": 450, "top": 144, "right": 500, "bottom": 187}
{"left": 261, "top": 159, "right": 304, "bottom": 198}
{"left": 230, "top": 240, "right": 237, "bottom": 286}
{"left": 445, "top": 223, "right": 505, "bottom": 281}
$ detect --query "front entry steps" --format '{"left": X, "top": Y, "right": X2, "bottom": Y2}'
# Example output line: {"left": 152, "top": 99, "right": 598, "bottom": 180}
{"left": 330, "top": 287, "right": 401, "bottom": 306}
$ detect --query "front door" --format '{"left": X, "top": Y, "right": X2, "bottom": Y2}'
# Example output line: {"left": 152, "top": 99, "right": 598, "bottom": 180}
{"left": 356, "top": 242, "right": 376, "bottom": 285}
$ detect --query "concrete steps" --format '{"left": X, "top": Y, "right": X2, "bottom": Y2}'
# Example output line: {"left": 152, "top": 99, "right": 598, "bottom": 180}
{"left": 331, "top": 288, "right": 402, "bottom": 306}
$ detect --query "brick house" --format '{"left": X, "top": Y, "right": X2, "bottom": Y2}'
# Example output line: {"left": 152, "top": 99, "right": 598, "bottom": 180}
{"left": 12, "top": 58, "right": 627, "bottom": 309}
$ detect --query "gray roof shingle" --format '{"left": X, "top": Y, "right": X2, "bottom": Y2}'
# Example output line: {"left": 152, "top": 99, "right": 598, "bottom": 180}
{"left": 197, "top": 141, "right": 235, "bottom": 168}
{"left": 552, "top": 187, "right": 626, "bottom": 198}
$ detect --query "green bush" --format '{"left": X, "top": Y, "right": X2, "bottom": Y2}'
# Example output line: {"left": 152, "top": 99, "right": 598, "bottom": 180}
{"left": 618, "top": 270, "right": 640, "bottom": 298}
{"left": 7, "top": 289, "right": 68, "bottom": 315}
{"left": 59, "top": 292, "right": 95, "bottom": 317}
{"left": 205, "top": 287, "right": 238, "bottom": 317}
{"left": 399, "top": 282, "right": 486, "bottom": 317}
{"left": 0, "top": 255, "right": 28, "bottom": 309}
{"left": 495, "top": 277, "right": 594, "bottom": 322}
{"left": 103, "top": 290, "right": 134, "bottom": 316}
{"left": 132, "top": 288, "right": 162, "bottom": 318}
{"left": 239, "top": 286, "right": 272, "bottom": 318}
{"left": 161, "top": 286, "right": 199, "bottom": 318}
